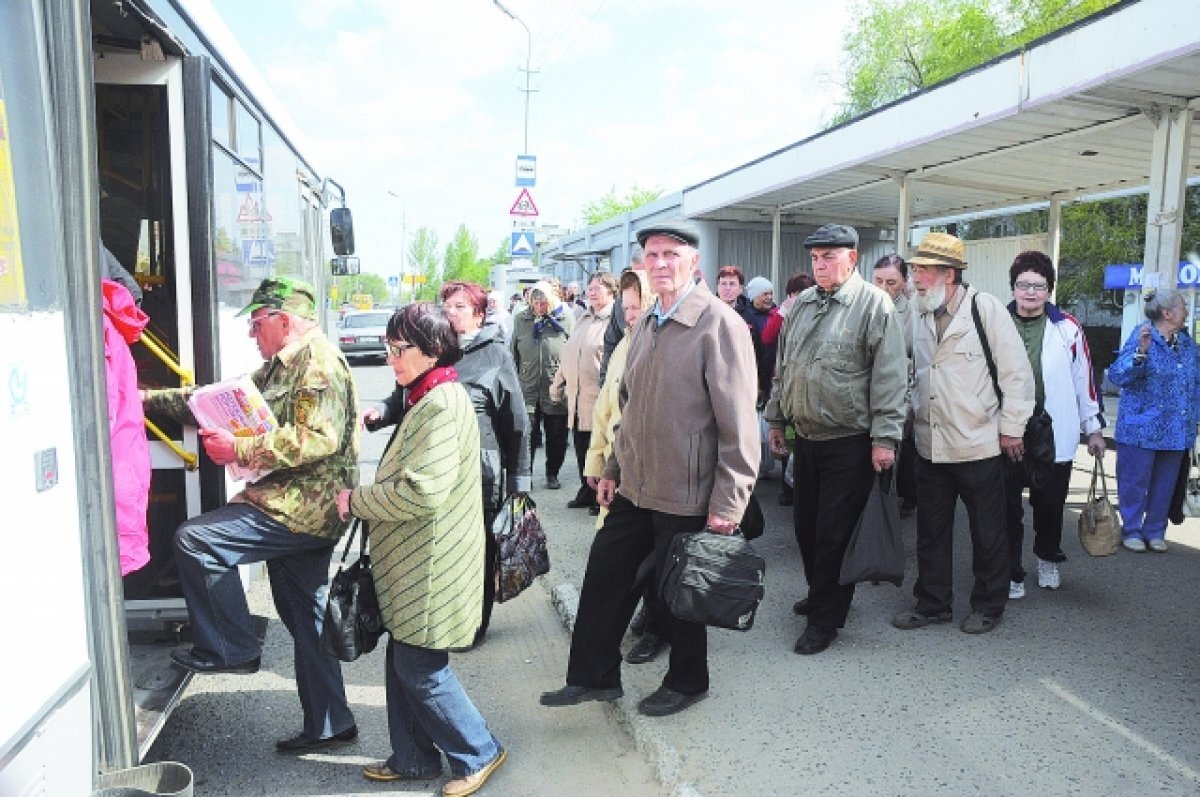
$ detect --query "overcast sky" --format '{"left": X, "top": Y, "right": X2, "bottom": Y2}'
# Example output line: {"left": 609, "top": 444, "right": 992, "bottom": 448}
{"left": 205, "top": 0, "right": 852, "bottom": 277}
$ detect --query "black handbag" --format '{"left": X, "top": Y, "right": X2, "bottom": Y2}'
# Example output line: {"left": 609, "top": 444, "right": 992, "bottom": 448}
{"left": 319, "top": 520, "right": 385, "bottom": 662}
{"left": 839, "top": 468, "right": 905, "bottom": 587}
{"left": 493, "top": 494, "right": 550, "bottom": 603}
{"left": 660, "top": 530, "right": 765, "bottom": 631}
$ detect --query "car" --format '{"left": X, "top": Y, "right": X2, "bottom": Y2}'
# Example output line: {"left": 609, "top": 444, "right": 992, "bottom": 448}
{"left": 337, "top": 309, "right": 392, "bottom": 362}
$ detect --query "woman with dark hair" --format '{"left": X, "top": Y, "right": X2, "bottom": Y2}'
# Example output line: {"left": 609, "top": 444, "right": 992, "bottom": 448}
{"left": 338, "top": 303, "right": 506, "bottom": 796}
{"left": 1004, "top": 251, "right": 1105, "bottom": 597}
{"left": 1108, "top": 287, "right": 1200, "bottom": 553}
{"left": 716, "top": 265, "right": 747, "bottom": 313}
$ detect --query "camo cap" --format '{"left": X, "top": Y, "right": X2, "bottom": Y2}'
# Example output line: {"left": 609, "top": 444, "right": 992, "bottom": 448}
{"left": 239, "top": 276, "right": 318, "bottom": 320}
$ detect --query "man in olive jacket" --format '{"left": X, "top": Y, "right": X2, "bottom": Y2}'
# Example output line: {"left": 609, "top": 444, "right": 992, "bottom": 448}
{"left": 142, "top": 276, "right": 358, "bottom": 752}
{"left": 540, "top": 221, "right": 758, "bottom": 718}
{"left": 765, "top": 224, "right": 907, "bottom": 655}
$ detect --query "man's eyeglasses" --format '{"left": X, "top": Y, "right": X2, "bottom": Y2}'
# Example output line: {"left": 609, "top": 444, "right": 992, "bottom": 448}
{"left": 1014, "top": 281, "right": 1048, "bottom": 293}
{"left": 386, "top": 341, "right": 417, "bottom": 358}
{"left": 248, "top": 311, "right": 280, "bottom": 333}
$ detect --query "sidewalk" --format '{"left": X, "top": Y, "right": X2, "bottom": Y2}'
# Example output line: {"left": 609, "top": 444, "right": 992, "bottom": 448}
{"left": 535, "top": 447, "right": 1200, "bottom": 796}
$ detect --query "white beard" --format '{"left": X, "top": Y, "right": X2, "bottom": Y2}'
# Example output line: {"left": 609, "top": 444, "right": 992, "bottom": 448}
{"left": 917, "top": 282, "right": 947, "bottom": 314}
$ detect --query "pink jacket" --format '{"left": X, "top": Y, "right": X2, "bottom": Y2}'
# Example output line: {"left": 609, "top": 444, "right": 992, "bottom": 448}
{"left": 102, "top": 279, "right": 151, "bottom": 575}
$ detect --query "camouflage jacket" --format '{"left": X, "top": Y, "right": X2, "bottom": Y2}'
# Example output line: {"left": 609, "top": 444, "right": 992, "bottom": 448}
{"left": 144, "top": 327, "right": 359, "bottom": 539}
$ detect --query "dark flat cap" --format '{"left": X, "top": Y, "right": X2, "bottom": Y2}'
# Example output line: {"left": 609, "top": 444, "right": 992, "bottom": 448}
{"left": 803, "top": 224, "right": 859, "bottom": 250}
{"left": 636, "top": 221, "right": 700, "bottom": 248}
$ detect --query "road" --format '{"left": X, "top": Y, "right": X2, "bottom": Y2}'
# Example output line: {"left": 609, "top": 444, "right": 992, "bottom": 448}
{"left": 148, "top": 357, "right": 1200, "bottom": 796}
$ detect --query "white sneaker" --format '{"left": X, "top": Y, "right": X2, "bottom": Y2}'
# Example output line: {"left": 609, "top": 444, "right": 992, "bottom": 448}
{"left": 1122, "top": 537, "right": 1146, "bottom": 552}
{"left": 1036, "top": 558, "right": 1061, "bottom": 590}
{"left": 1009, "top": 580, "right": 1025, "bottom": 600}
{"left": 1148, "top": 538, "right": 1168, "bottom": 553}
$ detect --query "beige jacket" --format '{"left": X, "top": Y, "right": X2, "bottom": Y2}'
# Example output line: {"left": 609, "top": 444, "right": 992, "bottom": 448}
{"left": 602, "top": 282, "right": 758, "bottom": 523}
{"left": 912, "top": 286, "right": 1034, "bottom": 463}
{"left": 550, "top": 304, "right": 612, "bottom": 431}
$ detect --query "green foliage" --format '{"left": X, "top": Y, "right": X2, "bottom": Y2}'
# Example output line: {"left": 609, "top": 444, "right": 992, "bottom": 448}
{"left": 442, "top": 224, "right": 490, "bottom": 287}
{"left": 333, "top": 272, "right": 388, "bottom": 304}
{"left": 581, "top": 186, "right": 664, "bottom": 226}
{"left": 408, "top": 226, "right": 441, "bottom": 301}
{"left": 832, "top": 0, "right": 1119, "bottom": 125}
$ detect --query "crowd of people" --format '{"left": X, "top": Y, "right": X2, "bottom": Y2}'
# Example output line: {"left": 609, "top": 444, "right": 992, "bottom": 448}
{"left": 136, "top": 217, "right": 1198, "bottom": 794}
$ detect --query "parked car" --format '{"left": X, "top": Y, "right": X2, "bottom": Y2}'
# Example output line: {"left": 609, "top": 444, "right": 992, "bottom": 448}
{"left": 337, "top": 309, "right": 392, "bottom": 362}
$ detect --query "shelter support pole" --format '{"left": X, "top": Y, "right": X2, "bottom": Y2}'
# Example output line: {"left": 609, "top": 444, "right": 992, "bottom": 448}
{"left": 1047, "top": 198, "right": 1062, "bottom": 301}
{"left": 895, "top": 176, "right": 911, "bottom": 258}
{"left": 1142, "top": 105, "right": 1192, "bottom": 287}
{"left": 771, "top": 208, "right": 782, "bottom": 289}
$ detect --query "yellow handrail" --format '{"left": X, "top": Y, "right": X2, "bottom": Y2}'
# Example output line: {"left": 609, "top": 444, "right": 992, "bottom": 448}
{"left": 144, "top": 417, "right": 198, "bottom": 470}
{"left": 139, "top": 329, "right": 194, "bottom": 386}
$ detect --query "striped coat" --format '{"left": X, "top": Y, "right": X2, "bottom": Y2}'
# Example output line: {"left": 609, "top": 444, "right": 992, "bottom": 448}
{"left": 348, "top": 382, "right": 484, "bottom": 650}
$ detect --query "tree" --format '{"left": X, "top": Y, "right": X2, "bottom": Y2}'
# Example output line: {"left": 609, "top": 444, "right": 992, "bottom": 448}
{"left": 442, "top": 224, "right": 490, "bottom": 287}
{"left": 832, "top": 0, "right": 1118, "bottom": 125}
{"left": 408, "top": 226, "right": 441, "bottom": 301}
{"left": 333, "top": 272, "right": 388, "bottom": 304}
{"left": 580, "top": 186, "right": 663, "bottom": 226}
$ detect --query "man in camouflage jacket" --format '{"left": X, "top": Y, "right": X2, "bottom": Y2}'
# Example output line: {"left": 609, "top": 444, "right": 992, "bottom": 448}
{"left": 142, "top": 276, "right": 360, "bottom": 753}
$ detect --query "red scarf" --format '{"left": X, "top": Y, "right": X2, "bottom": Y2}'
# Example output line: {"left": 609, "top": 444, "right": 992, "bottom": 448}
{"left": 405, "top": 365, "right": 458, "bottom": 408}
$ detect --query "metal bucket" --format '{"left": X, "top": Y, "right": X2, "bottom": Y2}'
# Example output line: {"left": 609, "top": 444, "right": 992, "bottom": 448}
{"left": 94, "top": 762, "right": 193, "bottom": 797}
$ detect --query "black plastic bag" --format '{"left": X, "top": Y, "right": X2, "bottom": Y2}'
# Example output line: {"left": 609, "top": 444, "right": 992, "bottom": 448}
{"left": 320, "top": 520, "right": 385, "bottom": 662}
{"left": 1010, "top": 406, "right": 1056, "bottom": 489}
{"left": 494, "top": 494, "right": 550, "bottom": 603}
{"left": 839, "top": 469, "right": 904, "bottom": 587}
{"left": 660, "top": 530, "right": 765, "bottom": 631}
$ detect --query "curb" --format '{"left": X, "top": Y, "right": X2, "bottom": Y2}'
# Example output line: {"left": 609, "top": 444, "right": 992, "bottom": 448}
{"left": 547, "top": 581, "right": 702, "bottom": 797}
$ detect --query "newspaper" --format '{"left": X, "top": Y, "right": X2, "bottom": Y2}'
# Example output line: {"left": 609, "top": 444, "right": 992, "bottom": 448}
{"left": 187, "top": 374, "right": 278, "bottom": 482}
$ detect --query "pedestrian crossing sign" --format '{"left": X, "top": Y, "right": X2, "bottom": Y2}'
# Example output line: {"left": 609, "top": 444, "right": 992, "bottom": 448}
{"left": 510, "top": 231, "right": 536, "bottom": 257}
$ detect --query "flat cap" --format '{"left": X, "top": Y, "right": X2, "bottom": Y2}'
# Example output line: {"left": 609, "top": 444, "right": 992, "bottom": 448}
{"left": 910, "top": 231, "right": 967, "bottom": 269}
{"left": 803, "top": 224, "right": 859, "bottom": 250}
{"left": 636, "top": 221, "right": 700, "bottom": 248}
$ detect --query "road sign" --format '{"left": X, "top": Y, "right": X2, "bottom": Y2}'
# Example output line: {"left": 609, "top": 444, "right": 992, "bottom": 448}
{"left": 511, "top": 217, "right": 535, "bottom": 230}
{"left": 515, "top": 155, "right": 536, "bottom": 187}
{"left": 387, "top": 275, "right": 399, "bottom": 288}
{"left": 509, "top": 188, "right": 538, "bottom": 217}
{"left": 510, "top": 231, "right": 536, "bottom": 257}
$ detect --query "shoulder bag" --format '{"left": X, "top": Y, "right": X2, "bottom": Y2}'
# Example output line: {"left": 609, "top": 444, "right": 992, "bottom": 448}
{"left": 319, "top": 519, "right": 385, "bottom": 662}
{"left": 1078, "top": 457, "right": 1121, "bottom": 556}
{"left": 660, "top": 529, "right": 765, "bottom": 631}
{"left": 494, "top": 494, "right": 551, "bottom": 602}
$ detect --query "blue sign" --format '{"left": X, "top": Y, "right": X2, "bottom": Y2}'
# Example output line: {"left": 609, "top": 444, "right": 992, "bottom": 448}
{"left": 515, "top": 155, "right": 536, "bottom": 187}
{"left": 1103, "top": 262, "right": 1194, "bottom": 290}
{"left": 510, "top": 231, "right": 535, "bottom": 257}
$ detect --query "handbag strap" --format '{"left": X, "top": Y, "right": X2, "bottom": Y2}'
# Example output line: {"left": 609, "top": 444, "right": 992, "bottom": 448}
{"left": 338, "top": 518, "right": 367, "bottom": 564}
{"left": 1088, "top": 456, "right": 1111, "bottom": 501}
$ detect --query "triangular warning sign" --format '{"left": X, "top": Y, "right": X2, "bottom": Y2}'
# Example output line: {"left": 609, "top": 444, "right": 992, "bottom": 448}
{"left": 509, "top": 188, "right": 539, "bottom": 217}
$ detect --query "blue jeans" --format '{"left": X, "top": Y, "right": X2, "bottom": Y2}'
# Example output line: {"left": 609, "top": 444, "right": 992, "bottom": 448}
{"left": 1115, "top": 444, "right": 1184, "bottom": 542}
{"left": 384, "top": 639, "right": 501, "bottom": 777}
{"left": 174, "top": 503, "right": 354, "bottom": 739}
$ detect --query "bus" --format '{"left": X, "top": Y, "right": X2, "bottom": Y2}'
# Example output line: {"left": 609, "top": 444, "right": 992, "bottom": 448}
{"left": 0, "top": 1, "right": 355, "bottom": 793}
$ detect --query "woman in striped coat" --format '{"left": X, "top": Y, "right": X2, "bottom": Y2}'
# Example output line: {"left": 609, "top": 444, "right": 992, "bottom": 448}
{"left": 337, "top": 303, "right": 506, "bottom": 797}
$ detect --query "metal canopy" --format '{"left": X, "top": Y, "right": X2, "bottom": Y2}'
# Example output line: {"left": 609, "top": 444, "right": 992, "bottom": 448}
{"left": 683, "top": 0, "right": 1200, "bottom": 231}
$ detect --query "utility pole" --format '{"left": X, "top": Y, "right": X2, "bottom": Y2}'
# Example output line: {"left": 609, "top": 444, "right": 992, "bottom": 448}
{"left": 493, "top": 0, "right": 537, "bottom": 155}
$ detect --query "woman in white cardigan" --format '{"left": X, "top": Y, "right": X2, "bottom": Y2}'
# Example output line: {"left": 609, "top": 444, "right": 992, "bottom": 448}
{"left": 1003, "top": 251, "right": 1106, "bottom": 598}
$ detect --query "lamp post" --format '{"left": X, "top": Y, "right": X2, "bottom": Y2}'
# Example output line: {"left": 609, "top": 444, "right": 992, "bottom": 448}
{"left": 386, "top": 190, "right": 407, "bottom": 301}
{"left": 493, "top": 0, "right": 533, "bottom": 155}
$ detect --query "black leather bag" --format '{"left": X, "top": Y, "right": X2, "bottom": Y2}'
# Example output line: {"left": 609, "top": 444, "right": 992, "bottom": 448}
{"left": 660, "top": 530, "right": 765, "bottom": 631}
{"left": 494, "top": 494, "right": 550, "bottom": 603}
{"left": 839, "top": 469, "right": 905, "bottom": 587}
{"left": 319, "top": 520, "right": 385, "bottom": 662}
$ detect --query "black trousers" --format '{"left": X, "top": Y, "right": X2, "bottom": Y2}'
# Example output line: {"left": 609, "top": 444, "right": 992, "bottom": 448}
{"left": 1005, "top": 460, "right": 1072, "bottom": 582}
{"left": 480, "top": 507, "right": 499, "bottom": 634}
{"left": 913, "top": 454, "right": 1009, "bottom": 617}
{"left": 566, "top": 495, "right": 709, "bottom": 696}
{"left": 791, "top": 434, "right": 875, "bottom": 629}
{"left": 896, "top": 428, "right": 918, "bottom": 504}
{"left": 529, "top": 405, "right": 568, "bottom": 478}
{"left": 572, "top": 428, "right": 596, "bottom": 501}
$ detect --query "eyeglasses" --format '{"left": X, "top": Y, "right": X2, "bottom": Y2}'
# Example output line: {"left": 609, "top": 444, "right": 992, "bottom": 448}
{"left": 386, "top": 341, "right": 417, "bottom": 358}
{"left": 248, "top": 311, "right": 280, "bottom": 333}
{"left": 1014, "top": 281, "right": 1049, "bottom": 293}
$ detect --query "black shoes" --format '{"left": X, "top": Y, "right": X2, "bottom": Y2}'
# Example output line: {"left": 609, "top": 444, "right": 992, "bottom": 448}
{"left": 171, "top": 648, "right": 260, "bottom": 674}
{"left": 539, "top": 684, "right": 623, "bottom": 707}
{"left": 625, "top": 633, "right": 668, "bottom": 664}
{"left": 546, "top": 475, "right": 562, "bottom": 490}
{"left": 276, "top": 725, "right": 358, "bottom": 753}
{"left": 792, "top": 598, "right": 810, "bottom": 616}
{"left": 589, "top": 505, "right": 601, "bottom": 515}
{"left": 794, "top": 625, "right": 838, "bottom": 655}
{"left": 637, "top": 686, "right": 707, "bottom": 717}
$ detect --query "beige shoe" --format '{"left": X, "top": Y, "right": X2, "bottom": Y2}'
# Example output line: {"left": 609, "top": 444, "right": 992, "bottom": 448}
{"left": 442, "top": 749, "right": 507, "bottom": 797}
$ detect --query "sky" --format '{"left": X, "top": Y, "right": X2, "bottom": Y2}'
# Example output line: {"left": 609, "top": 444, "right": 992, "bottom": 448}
{"left": 205, "top": 0, "right": 853, "bottom": 278}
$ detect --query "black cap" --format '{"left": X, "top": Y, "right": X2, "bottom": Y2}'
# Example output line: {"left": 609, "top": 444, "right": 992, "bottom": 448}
{"left": 803, "top": 224, "right": 859, "bottom": 250}
{"left": 635, "top": 221, "right": 700, "bottom": 248}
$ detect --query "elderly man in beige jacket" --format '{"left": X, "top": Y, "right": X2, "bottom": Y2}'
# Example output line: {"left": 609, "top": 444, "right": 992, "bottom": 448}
{"left": 892, "top": 232, "right": 1034, "bottom": 635}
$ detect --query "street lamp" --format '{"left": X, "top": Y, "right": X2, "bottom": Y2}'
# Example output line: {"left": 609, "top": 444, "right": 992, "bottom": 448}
{"left": 387, "top": 190, "right": 407, "bottom": 300}
{"left": 493, "top": 0, "right": 533, "bottom": 155}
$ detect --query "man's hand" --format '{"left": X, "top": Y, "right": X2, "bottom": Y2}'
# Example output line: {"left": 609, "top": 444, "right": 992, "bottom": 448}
{"left": 337, "top": 488, "right": 353, "bottom": 521}
{"left": 1000, "top": 434, "right": 1024, "bottom": 462}
{"left": 871, "top": 445, "right": 895, "bottom": 473}
{"left": 1086, "top": 431, "right": 1106, "bottom": 458}
{"left": 198, "top": 428, "right": 237, "bottom": 465}
{"left": 707, "top": 514, "right": 738, "bottom": 535}
{"left": 768, "top": 427, "right": 789, "bottom": 457}
{"left": 586, "top": 476, "right": 600, "bottom": 490}
{"left": 1137, "top": 323, "right": 1152, "bottom": 355}
{"left": 361, "top": 407, "right": 381, "bottom": 428}
{"left": 596, "top": 478, "right": 618, "bottom": 507}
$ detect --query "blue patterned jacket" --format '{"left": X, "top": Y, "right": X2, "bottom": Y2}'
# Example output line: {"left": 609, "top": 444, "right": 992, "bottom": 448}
{"left": 1107, "top": 323, "right": 1200, "bottom": 451}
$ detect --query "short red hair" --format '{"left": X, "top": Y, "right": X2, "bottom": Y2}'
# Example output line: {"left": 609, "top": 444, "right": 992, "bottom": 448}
{"left": 440, "top": 281, "right": 488, "bottom": 318}
{"left": 717, "top": 265, "right": 745, "bottom": 285}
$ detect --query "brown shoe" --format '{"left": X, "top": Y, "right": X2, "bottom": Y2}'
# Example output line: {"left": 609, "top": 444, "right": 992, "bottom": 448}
{"left": 442, "top": 749, "right": 507, "bottom": 797}
{"left": 362, "top": 762, "right": 441, "bottom": 782}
